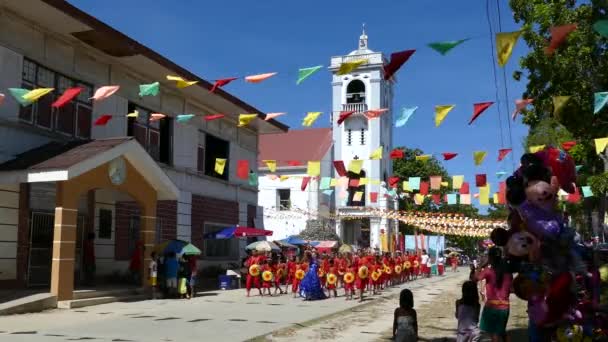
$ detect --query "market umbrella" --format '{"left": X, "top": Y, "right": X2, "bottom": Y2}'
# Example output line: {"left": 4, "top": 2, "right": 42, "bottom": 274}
{"left": 154, "top": 239, "right": 201, "bottom": 255}
{"left": 283, "top": 235, "right": 307, "bottom": 245}
{"left": 246, "top": 240, "right": 280, "bottom": 252}
{"left": 274, "top": 240, "right": 297, "bottom": 249}
{"left": 339, "top": 244, "right": 353, "bottom": 254}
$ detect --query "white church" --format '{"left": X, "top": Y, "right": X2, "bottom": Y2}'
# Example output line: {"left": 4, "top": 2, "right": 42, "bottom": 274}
{"left": 258, "top": 28, "right": 399, "bottom": 250}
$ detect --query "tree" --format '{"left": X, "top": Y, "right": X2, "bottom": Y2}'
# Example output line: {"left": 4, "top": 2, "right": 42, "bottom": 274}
{"left": 297, "top": 219, "right": 341, "bottom": 242}
{"left": 487, "top": 203, "right": 509, "bottom": 220}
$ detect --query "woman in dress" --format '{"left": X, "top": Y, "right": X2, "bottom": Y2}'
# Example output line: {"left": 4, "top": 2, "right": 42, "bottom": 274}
{"left": 299, "top": 251, "right": 326, "bottom": 300}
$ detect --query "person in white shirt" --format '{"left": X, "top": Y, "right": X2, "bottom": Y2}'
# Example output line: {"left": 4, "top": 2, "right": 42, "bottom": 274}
{"left": 420, "top": 250, "right": 430, "bottom": 278}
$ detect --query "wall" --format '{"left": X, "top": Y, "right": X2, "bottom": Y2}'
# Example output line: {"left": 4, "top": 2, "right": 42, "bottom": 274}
{"left": 0, "top": 184, "right": 19, "bottom": 282}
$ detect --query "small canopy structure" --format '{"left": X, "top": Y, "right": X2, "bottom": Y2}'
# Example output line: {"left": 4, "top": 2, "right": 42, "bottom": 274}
{"left": 246, "top": 240, "right": 280, "bottom": 252}
{"left": 283, "top": 235, "right": 308, "bottom": 245}
{"left": 313, "top": 240, "right": 338, "bottom": 253}
{"left": 274, "top": 240, "right": 297, "bottom": 249}
{"left": 204, "top": 226, "right": 273, "bottom": 239}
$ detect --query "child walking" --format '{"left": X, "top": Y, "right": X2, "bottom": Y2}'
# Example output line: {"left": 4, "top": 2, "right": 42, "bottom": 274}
{"left": 343, "top": 259, "right": 355, "bottom": 300}
{"left": 148, "top": 252, "right": 158, "bottom": 299}
{"left": 456, "top": 280, "right": 481, "bottom": 342}
{"left": 393, "top": 289, "right": 418, "bottom": 342}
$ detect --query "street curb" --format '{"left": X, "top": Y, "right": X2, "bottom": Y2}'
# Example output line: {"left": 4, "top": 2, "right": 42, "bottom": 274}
{"left": 244, "top": 273, "right": 460, "bottom": 342}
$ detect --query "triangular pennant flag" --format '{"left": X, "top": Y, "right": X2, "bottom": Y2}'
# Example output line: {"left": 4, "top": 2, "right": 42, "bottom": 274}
{"left": 427, "top": 39, "right": 468, "bottom": 55}
{"left": 553, "top": 96, "right": 571, "bottom": 117}
{"left": 52, "top": 87, "right": 82, "bottom": 108}
{"left": 370, "top": 146, "right": 383, "bottom": 160}
{"left": 214, "top": 158, "right": 226, "bottom": 175}
{"left": 473, "top": 151, "right": 487, "bottom": 166}
{"left": 529, "top": 145, "right": 545, "bottom": 153}
{"left": 435, "top": 105, "right": 455, "bottom": 127}
{"left": 210, "top": 77, "right": 238, "bottom": 93}
{"left": 469, "top": 102, "right": 494, "bottom": 125}
{"left": 496, "top": 171, "right": 507, "bottom": 179}
{"left": 337, "top": 111, "right": 355, "bottom": 125}
{"left": 388, "top": 177, "right": 400, "bottom": 188}
{"left": 414, "top": 194, "right": 425, "bottom": 205}
{"left": 245, "top": 72, "right": 277, "bottom": 83}
{"left": 496, "top": 30, "right": 522, "bottom": 67}
{"left": 498, "top": 148, "right": 512, "bottom": 161}
{"left": 301, "top": 177, "right": 311, "bottom": 191}
{"left": 460, "top": 182, "right": 470, "bottom": 194}
{"left": 287, "top": 160, "right": 302, "bottom": 166}
{"left": 263, "top": 160, "right": 277, "bottom": 172}
{"left": 279, "top": 174, "right": 289, "bottom": 181}
{"left": 512, "top": 99, "right": 533, "bottom": 120}
{"left": 593, "top": 20, "right": 608, "bottom": 38}
{"left": 264, "top": 112, "right": 285, "bottom": 121}
{"left": 237, "top": 160, "right": 249, "bottom": 180}
{"left": 430, "top": 176, "right": 442, "bottom": 190}
{"left": 390, "top": 149, "right": 404, "bottom": 159}
{"left": 166, "top": 75, "right": 198, "bottom": 88}
{"left": 23, "top": 88, "right": 54, "bottom": 102}
{"left": 395, "top": 106, "right": 417, "bottom": 127}
{"left": 383, "top": 50, "right": 416, "bottom": 80}
{"left": 94, "top": 114, "right": 112, "bottom": 126}
{"left": 575, "top": 165, "right": 583, "bottom": 172}
{"left": 337, "top": 59, "right": 367, "bottom": 75}
{"left": 150, "top": 113, "right": 166, "bottom": 122}
{"left": 8, "top": 88, "right": 34, "bottom": 106}
{"left": 561, "top": 141, "right": 576, "bottom": 151}
{"left": 442, "top": 152, "right": 458, "bottom": 161}
{"left": 91, "top": 85, "right": 120, "bottom": 101}
{"left": 204, "top": 114, "right": 225, "bottom": 121}
{"left": 139, "top": 82, "right": 160, "bottom": 97}
{"left": 302, "top": 112, "right": 321, "bottom": 126}
{"left": 238, "top": 114, "right": 258, "bottom": 127}
{"left": 176, "top": 114, "right": 195, "bottom": 123}
{"left": 307, "top": 161, "right": 320, "bottom": 177}
{"left": 416, "top": 155, "right": 431, "bottom": 162}
{"left": 296, "top": 65, "right": 323, "bottom": 85}
{"left": 333, "top": 161, "right": 347, "bottom": 177}
{"left": 545, "top": 24, "right": 577, "bottom": 56}
{"left": 594, "top": 137, "right": 608, "bottom": 154}
{"left": 365, "top": 108, "right": 388, "bottom": 119}
{"left": 452, "top": 175, "right": 464, "bottom": 190}
{"left": 248, "top": 171, "right": 258, "bottom": 187}
{"left": 475, "top": 174, "right": 487, "bottom": 187}
{"left": 348, "top": 160, "right": 363, "bottom": 174}
{"left": 370, "top": 192, "right": 378, "bottom": 203}
{"left": 594, "top": 92, "right": 608, "bottom": 114}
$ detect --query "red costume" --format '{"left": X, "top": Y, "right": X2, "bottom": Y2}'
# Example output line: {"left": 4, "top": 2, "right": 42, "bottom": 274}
{"left": 245, "top": 255, "right": 261, "bottom": 291}
{"left": 326, "top": 266, "right": 337, "bottom": 290}
{"left": 286, "top": 260, "right": 296, "bottom": 284}
{"left": 261, "top": 264, "right": 273, "bottom": 289}
{"left": 343, "top": 266, "right": 355, "bottom": 292}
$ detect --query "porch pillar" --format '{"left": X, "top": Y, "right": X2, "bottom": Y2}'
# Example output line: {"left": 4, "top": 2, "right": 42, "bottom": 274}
{"left": 50, "top": 182, "right": 78, "bottom": 301}
{"left": 140, "top": 199, "right": 157, "bottom": 288}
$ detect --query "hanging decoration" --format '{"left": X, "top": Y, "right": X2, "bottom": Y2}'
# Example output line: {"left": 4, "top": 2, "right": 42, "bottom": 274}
{"left": 94, "top": 114, "right": 112, "bottom": 126}
{"left": 245, "top": 72, "right": 277, "bottom": 83}
{"left": 594, "top": 92, "right": 608, "bottom": 114}
{"left": 23, "top": 88, "right": 54, "bottom": 102}
{"left": 383, "top": 49, "right": 416, "bottom": 80}
{"left": 296, "top": 65, "right": 323, "bottom": 85}
{"left": 337, "top": 59, "right": 368, "bottom": 75}
{"left": 435, "top": 105, "right": 455, "bottom": 127}
{"left": 264, "top": 112, "right": 285, "bottom": 121}
{"left": 469, "top": 102, "right": 494, "bottom": 125}
{"left": 545, "top": 24, "right": 577, "bottom": 56}
{"left": 427, "top": 39, "right": 468, "bottom": 55}
{"left": 553, "top": 96, "right": 571, "bottom": 118}
{"left": 496, "top": 30, "right": 522, "bottom": 66}
{"left": 395, "top": 106, "right": 417, "bottom": 127}
{"left": 442, "top": 152, "right": 458, "bottom": 161}
{"left": 8, "top": 88, "right": 34, "bottom": 106}
{"left": 210, "top": 77, "right": 238, "bottom": 92}
{"left": 139, "top": 82, "right": 160, "bottom": 97}
{"left": 473, "top": 151, "right": 487, "bottom": 166}
{"left": 302, "top": 111, "right": 321, "bottom": 126}
{"left": 337, "top": 111, "right": 355, "bottom": 125}
{"left": 497, "top": 148, "right": 512, "bottom": 161}
{"left": 238, "top": 113, "right": 258, "bottom": 127}
{"left": 166, "top": 75, "right": 198, "bottom": 88}
{"left": 52, "top": 87, "right": 83, "bottom": 108}
{"left": 512, "top": 98, "right": 533, "bottom": 120}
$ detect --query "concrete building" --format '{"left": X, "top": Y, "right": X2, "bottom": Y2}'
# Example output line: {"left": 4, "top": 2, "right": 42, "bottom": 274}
{"left": 0, "top": 0, "right": 287, "bottom": 300}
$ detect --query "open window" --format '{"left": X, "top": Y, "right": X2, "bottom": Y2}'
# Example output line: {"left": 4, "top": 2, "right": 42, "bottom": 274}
{"left": 346, "top": 79, "right": 366, "bottom": 104}
{"left": 277, "top": 189, "right": 291, "bottom": 210}
{"left": 127, "top": 103, "right": 172, "bottom": 165}
{"left": 204, "top": 134, "right": 230, "bottom": 180}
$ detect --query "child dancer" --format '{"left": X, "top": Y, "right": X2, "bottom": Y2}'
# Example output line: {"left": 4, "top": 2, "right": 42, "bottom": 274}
{"left": 245, "top": 251, "right": 262, "bottom": 297}
{"left": 343, "top": 259, "right": 355, "bottom": 300}
{"left": 357, "top": 263, "right": 368, "bottom": 302}
{"left": 285, "top": 255, "right": 296, "bottom": 294}
{"left": 261, "top": 258, "right": 273, "bottom": 297}
{"left": 274, "top": 257, "right": 286, "bottom": 296}
{"left": 326, "top": 259, "right": 338, "bottom": 298}
{"left": 292, "top": 258, "right": 303, "bottom": 298}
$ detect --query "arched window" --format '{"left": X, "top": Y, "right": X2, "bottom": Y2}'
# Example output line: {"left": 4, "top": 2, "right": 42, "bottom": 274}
{"left": 346, "top": 80, "right": 365, "bottom": 104}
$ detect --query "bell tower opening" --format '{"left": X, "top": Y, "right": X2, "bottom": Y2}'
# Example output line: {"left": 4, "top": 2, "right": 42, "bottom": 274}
{"left": 346, "top": 80, "right": 366, "bottom": 104}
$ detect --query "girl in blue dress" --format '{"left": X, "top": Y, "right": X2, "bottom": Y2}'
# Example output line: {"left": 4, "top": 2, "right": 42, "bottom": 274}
{"left": 300, "top": 251, "right": 327, "bottom": 301}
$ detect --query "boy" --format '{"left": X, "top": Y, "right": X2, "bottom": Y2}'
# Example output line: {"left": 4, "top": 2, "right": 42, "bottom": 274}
{"left": 149, "top": 252, "right": 158, "bottom": 299}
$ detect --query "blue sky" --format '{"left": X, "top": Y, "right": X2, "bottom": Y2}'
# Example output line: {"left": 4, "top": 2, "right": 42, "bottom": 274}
{"left": 70, "top": 0, "right": 529, "bottom": 200}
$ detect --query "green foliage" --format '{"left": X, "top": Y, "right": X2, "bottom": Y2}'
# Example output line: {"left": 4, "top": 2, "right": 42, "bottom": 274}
{"left": 392, "top": 147, "right": 448, "bottom": 180}
{"left": 588, "top": 173, "right": 608, "bottom": 194}
{"left": 524, "top": 117, "right": 574, "bottom": 149}
{"left": 487, "top": 203, "right": 509, "bottom": 220}
{"left": 447, "top": 236, "right": 481, "bottom": 256}
{"left": 298, "top": 219, "right": 341, "bottom": 241}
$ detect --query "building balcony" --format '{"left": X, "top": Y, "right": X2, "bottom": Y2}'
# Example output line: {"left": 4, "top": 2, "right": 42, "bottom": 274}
{"left": 342, "top": 103, "right": 368, "bottom": 114}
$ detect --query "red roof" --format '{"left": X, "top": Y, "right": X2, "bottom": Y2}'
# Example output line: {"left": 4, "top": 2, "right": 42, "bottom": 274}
{"left": 259, "top": 128, "right": 333, "bottom": 167}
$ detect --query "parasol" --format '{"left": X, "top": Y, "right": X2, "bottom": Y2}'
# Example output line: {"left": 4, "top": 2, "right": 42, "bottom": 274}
{"left": 338, "top": 244, "right": 354, "bottom": 254}
{"left": 246, "top": 240, "right": 280, "bottom": 252}
{"left": 154, "top": 239, "right": 201, "bottom": 255}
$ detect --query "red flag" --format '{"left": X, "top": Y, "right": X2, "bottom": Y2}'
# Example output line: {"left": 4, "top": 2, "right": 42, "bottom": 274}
{"left": 383, "top": 50, "right": 416, "bottom": 80}
{"left": 546, "top": 24, "right": 577, "bottom": 55}
{"left": 301, "top": 177, "right": 311, "bottom": 191}
{"left": 498, "top": 181, "right": 507, "bottom": 204}
{"left": 561, "top": 141, "right": 576, "bottom": 151}
{"left": 52, "top": 87, "right": 82, "bottom": 108}
{"left": 420, "top": 181, "right": 429, "bottom": 195}
{"left": 469, "top": 102, "right": 494, "bottom": 125}
{"left": 94, "top": 114, "right": 112, "bottom": 126}
{"left": 432, "top": 194, "right": 441, "bottom": 204}
{"left": 475, "top": 174, "right": 487, "bottom": 187}
{"left": 498, "top": 148, "right": 512, "bottom": 161}
{"left": 364, "top": 109, "right": 388, "bottom": 119}
{"left": 567, "top": 186, "right": 580, "bottom": 203}
{"left": 236, "top": 160, "right": 249, "bottom": 180}
{"left": 348, "top": 179, "right": 360, "bottom": 187}
{"left": 204, "top": 114, "right": 225, "bottom": 121}
{"left": 442, "top": 152, "right": 458, "bottom": 161}
{"left": 333, "top": 161, "right": 347, "bottom": 177}
{"left": 210, "top": 77, "right": 238, "bottom": 92}
{"left": 337, "top": 111, "right": 355, "bottom": 125}
{"left": 390, "top": 149, "right": 404, "bottom": 159}
{"left": 287, "top": 160, "right": 302, "bottom": 166}
{"left": 388, "top": 177, "right": 400, "bottom": 188}
{"left": 370, "top": 192, "right": 378, "bottom": 203}
{"left": 460, "top": 182, "right": 470, "bottom": 194}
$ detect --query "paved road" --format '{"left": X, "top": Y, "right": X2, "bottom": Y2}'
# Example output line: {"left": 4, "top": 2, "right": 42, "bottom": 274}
{"left": 0, "top": 271, "right": 464, "bottom": 342}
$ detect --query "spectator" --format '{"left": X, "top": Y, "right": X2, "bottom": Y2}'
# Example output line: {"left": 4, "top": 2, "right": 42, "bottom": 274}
{"left": 164, "top": 252, "right": 179, "bottom": 297}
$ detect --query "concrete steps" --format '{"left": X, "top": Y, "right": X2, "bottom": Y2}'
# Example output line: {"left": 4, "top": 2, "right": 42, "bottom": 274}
{"left": 58, "top": 288, "right": 145, "bottom": 309}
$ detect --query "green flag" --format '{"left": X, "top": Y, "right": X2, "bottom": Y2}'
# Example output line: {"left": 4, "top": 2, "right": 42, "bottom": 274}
{"left": 248, "top": 171, "right": 258, "bottom": 187}
{"left": 296, "top": 65, "right": 323, "bottom": 85}
{"left": 176, "top": 114, "right": 195, "bottom": 123}
{"left": 593, "top": 20, "right": 608, "bottom": 38}
{"left": 8, "top": 88, "right": 34, "bottom": 106}
{"left": 139, "top": 82, "right": 160, "bottom": 97}
{"left": 427, "top": 39, "right": 468, "bottom": 55}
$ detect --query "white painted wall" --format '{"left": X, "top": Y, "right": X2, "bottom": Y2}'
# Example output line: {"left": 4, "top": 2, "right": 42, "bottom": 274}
{"left": 0, "top": 184, "right": 19, "bottom": 280}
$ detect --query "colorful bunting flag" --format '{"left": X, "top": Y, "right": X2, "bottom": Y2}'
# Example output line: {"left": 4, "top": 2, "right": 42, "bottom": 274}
{"left": 210, "top": 77, "right": 238, "bottom": 93}
{"left": 330, "top": 178, "right": 338, "bottom": 187}
{"left": 353, "top": 192, "right": 364, "bottom": 202}
{"left": 8, "top": 88, "right": 34, "bottom": 106}
{"left": 264, "top": 160, "right": 277, "bottom": 172}
{"left": 390, "top": 149, "right": 404, "bottom": 159}
{"left": 473, "top": 151, "right": 487, "bottom": 166}
{"left": 427, "top": 39, "right": 468, "bottom": 55}
{"left": 205, "top": 114, "right": 225, "bottom": 121}
{"left": 176, "top": 114, "right": 195, "bottom": 123}
{"left": 430, "top": 176, "right": 442, "bottom": 190}
{"left": 529, "top": 145, "right": 546, "bottom": 153}
{"left": 0, "top": 93, "right": 4, "bottom": 106}
{"left": 460, "top": 194, "right": 471, "bottom": 205}
{"left": 493, "top": 193, "right": 499, "bottom": 204}
{"left": 432, "top": 194, "right": 441, "bottom": 205}
{"left": 237, "top": 160, "right": 249, "bottom": 179}
{"left": 498, "top": 182, "right": 507, "bottom": 204}
{"left": 496, "top": 171, "right": 507, "bottom": 179}
{"left": 245, "top": 72, "right": 277, "bottom": 83}
{"left": 94, "top": 114, "right": 112, "bottom": 126}
{"left": 248, "top": 171, "right": 258, "bottom": 186}
{"left": 416, "top": 155, "right": 431, "bottom": 162}
{"left": 166, "top": 75, "right": 198, "bottom": 88}
{"left": 594, "top": 92, "right": 608, "bottom": 114}
{"left": 575, "top": 165, "right": 583, "bottom": 172}
{"left": 469, "top": 102, "right": 494, "bottom": 125}
{"left": 288, "top": 160, "right": 302, "bottom": 166}
{"left": 301, "top": 177, "right": 311, "bottom": 191}
{"left": 435, "top": 105, "right": 454, "bottom": 127}
{"left": 460, "top": 182, "right": 470, "bottom": 194}
{"left": 139, "top": 82, "right": 160, "bottom": 97}
{"left": 348, "top": 160, "right": 363, "bottom": 174}
{"left": 238, "top": 114, "right": 258, "bottom": 127}
{"left": 126, "top": 110, "right": 139, "bottom": 118}
{"left": 307, "top": 161, "right": 320, "bottom": 177}
{"left": 479, "top": 185, "right": 490, "bottom": 205}
{"left": 567, "top": 187, "right": 581, "bottom": 203}
{"left": 498, "top": 148, "right": 512, "bottom": 161}
{"left": 414, "top": 194, "right": 425, "bottom": 205}
{"left": 320, "top": 177, "right": 331, "bottom": 190}
{"left": 420, "top": 181, "right": 429, "bottom": 195}
{"left": 594, "top": 137, "right": 608, "bottom": 154}
{"left": 395, "top": 106, "right": 417, "bottom": 127}
{"left": 383, "top": 50, "right": 415, "bottom": 80}
{"left": 453, "top": 175, "right": 464, "bottom": 190}
{"left": 442, "top": 152, "right": 458, "bottom": 161}
{"left": 553, "top": 96, "right": 571, "bottom": 117}
{"left": 496, "top": 30, "right": 522, "bottom": 67}
{"left": 581, "top": 186, "right": 593, "bottom": 198}
{"left": 337, "top": 111, "right": 355, "bottom": 125}
{"left": 512, "top": 99, "right": 533, "bottom": 120}
{"left": 337, "top": 59, "right": 367, "bottom": 75}
{"left": 447, "top": 194, "right": 458, "bottom": 205}
{"left": 280, "top": 175, "right": 289, "bottom": 182}
{"left": 370, "top": 192, "right": 379, "bottom": 203}
{"left": 593, "top": 20, "right": 608, "bottom": 38}
{"left": 365, "top": 108, "right": 388, "bottom": 119}
{"left": 91, "top": 85, "right": 120, "bottom": 101}
{"left": 264, "top": 112, "right": 285, "bottom": 121}
{"left": 409, "top": 177, "right": 421, "bottom": 191}
{"left": 214, "top": 158, "right": 226, "bottom": 175}
{"left": 150, "top": 113, "right": 166, "bottom": 121}
{"left": 370, "top": 146, "right": 383, "bottom": 160}
{"left": 333, "top": 160, "right": 347, "bottom": 177}
{"left": 475, "top": 174, "right": 487, "bottom": 187}
{"left": 302, "top": 112, "right": 321, "bottom": 126}
{"left": 23, "top": 88, "right": 54, "bottom": 102}
{"left": 52, "top": 87, "right": 82, "bottom": 108}
{"left": 349, "top": 179, "right": 360, "bottom": 187}
{"left": 359, "top": 178, "right": 368, "bottom": 185}
{"left": 402, "top": 181, "right": 411, "bottom": 192}
{"left": 545, "top": 24, "right": 577, "bottom": 56}
{"left": 389, "top": 177, "right": 400, "bottom": 188}
{"left": 441, "top": 181, "right": 449, "bottom": 187}
{"left": 296, "top": 65, "right": 323, "bottom": 85}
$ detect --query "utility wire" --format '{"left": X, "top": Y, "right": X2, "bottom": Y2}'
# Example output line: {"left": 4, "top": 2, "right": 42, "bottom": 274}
{"left": 486, "top": 0, "right": 506, "bottom": 149}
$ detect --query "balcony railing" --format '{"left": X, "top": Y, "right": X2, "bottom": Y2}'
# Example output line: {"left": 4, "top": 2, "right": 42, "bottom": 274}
{"left": 342, "top": 103, "right": 368, "bottom": 114}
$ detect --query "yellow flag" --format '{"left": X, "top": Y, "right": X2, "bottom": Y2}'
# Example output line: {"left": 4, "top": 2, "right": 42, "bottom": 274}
{"left": 553, "top": 96, "right": 570, "bottom": 118}
{"left": 371, "top": 179, "right": 381, "bottom": 185}
{"left": 414, "top": 194, "right": 425, "bottom": 205}
{"left": 359, "top": 178, "right": 369, "bottom": 185}
{"left": 23, "top": 88, "right": 54, "bottom": 101}
{"left": 496, "top": 31, "right": 522, "bottom": 67}
{"left": 353, "top": 191, "right": 363, "bottom": 202}
{"left": 402, "top": 181, "right": 411, "bottom": 192}
{"left": 263, "top": 160, "right": 277, "bottom": 172}
{"left": 416, "top": 155, "right": 431, "bottom": 162}
{"left": 348, "top": 159, "right": 363, "bottom": 174}
{"left": 280, "top": 175, "right": 289, "bottom": 181}
{"left": 441, "top": 181, "right": 449, "bottom": 187}
{"left": 166, "top": 75, "right": 198, "bottom": 88}
{"left": 370, "top": 146, "right": 383, "bottom": 160}
{"left": 479, "top": 185, "right": 490, "bottom": 205}
{"left": 238, "top": 114, "right": 258, "bottom": 127}
{"left": 595, "top": 137, "right": 608, "bottom": 154}
{"left": 529, "top": 145, "right": 545, "bottom": 153}
{"left": 452, "top": 175, "right": 464, "bottom": 190}
{"left": 126, "top": 110, "right": 139, "bottom": 118}
{"left": 435, "top": 105, "right": 455, "bottom": 127}
{"left": 307, "top": 161, "right": 320, "bottom": 176}
{"left": 214, "top": 158, "right": 226, "bottom": 175}
{"left": 493, "top": 193, "right": 499, "bottom": 204}
{"left": 337, "top": 59, "right": 368, "bottom": 75}
{"left": 473, "top": 151, "right": 487, "bottom": 166}
{"left": 302, "top": 112, "right": 322, "bottom": 126}
{"left": 330, "top": 178, "right": 337, "bottom": 187}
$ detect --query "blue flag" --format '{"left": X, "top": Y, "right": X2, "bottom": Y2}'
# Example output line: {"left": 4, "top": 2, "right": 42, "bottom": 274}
{"left": 396, "top": 106, "right": 418, "bottom": 127}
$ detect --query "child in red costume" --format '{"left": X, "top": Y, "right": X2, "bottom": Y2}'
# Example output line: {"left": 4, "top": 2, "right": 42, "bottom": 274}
{"left": 261, "top": 259, "right": 273, "bottom": 296}
{"left": 274, "top": 257, "right": 286, "bottom": 295}
{"left": 326, "top": 260, "right": 338, "bottom": 298}
{"left": 343, "top": 259, "right": 355, "bottom": 300}
{"left": 245, "top": 251, "right": 262, "bottom": 297}
{"left": 285, "top": 255, "right": 296, "bottom": 294}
